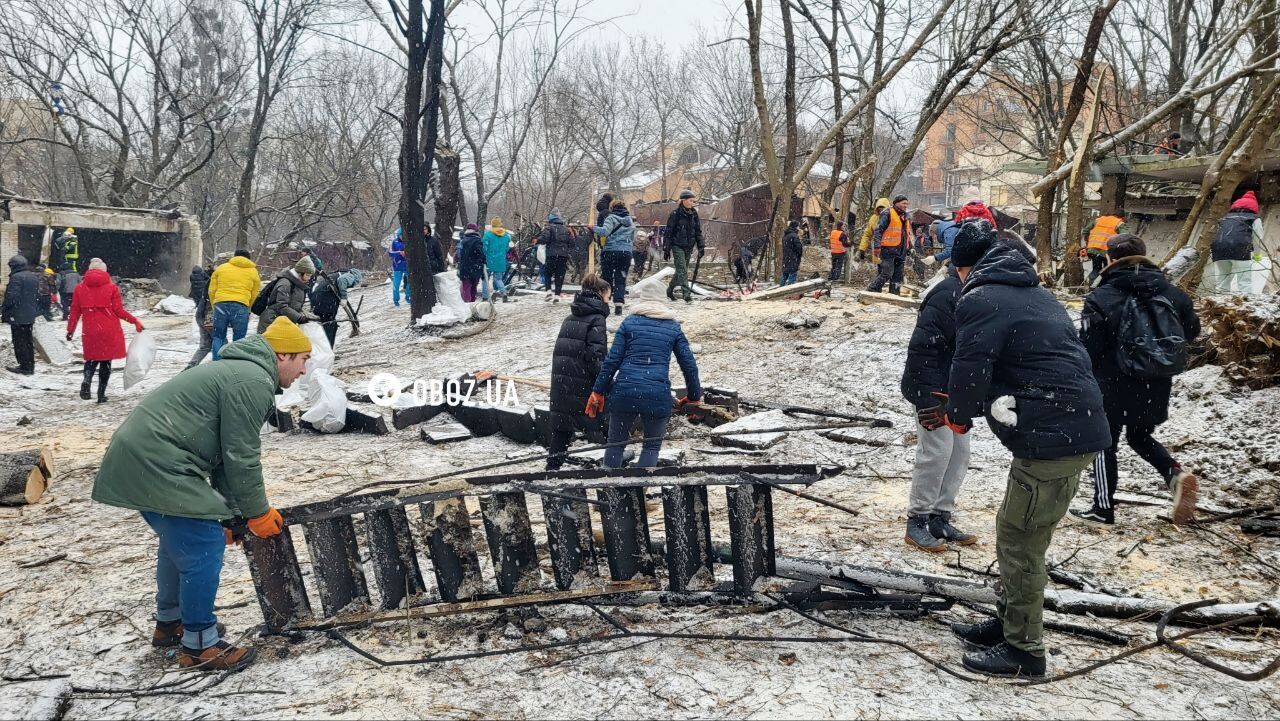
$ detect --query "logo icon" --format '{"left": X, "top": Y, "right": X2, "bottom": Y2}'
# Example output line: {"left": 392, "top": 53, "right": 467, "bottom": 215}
{"left": 367, "top": 373, "right": 402, "bottom": 407}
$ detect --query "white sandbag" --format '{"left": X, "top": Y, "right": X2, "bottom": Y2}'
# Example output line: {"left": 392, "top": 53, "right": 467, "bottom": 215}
{"left": 300, "top": 368, "right": 347, "bottom": 433}
{"left": 154, "top": 294, "right": 195, "bottom": 315}
{"left": 122, "top": 330, "right": 157, "bottom": 390}
{"left": 301, "top": 321, "right": 333, "bottom": 375}
{"left": 415, "top": 272, "right": 471, "bottom": 326}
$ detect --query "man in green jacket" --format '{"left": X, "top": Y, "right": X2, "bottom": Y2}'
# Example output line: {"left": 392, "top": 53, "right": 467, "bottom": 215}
{"left": 93, "top": 317, "right": 312, "bottom": 672}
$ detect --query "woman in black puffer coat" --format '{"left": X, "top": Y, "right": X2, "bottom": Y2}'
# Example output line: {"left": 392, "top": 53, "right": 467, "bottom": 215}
{"left": 547, "top": 274, "right": 612, "bottom": 469}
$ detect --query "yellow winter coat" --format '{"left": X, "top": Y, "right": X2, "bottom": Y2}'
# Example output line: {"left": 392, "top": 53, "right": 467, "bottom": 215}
{"left": 208, "top": 256, "right": 262, "bottom": 307}
{"left": 858, "top": 198, "right": 892, "bottom": 252}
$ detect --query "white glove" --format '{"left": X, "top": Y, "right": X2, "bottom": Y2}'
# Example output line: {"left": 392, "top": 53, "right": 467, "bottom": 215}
{"left": 922, "top": 255, "right": 937, "bottom": 267}
{"left": 991, "top": 395, "right": 1018, "bottom": 427}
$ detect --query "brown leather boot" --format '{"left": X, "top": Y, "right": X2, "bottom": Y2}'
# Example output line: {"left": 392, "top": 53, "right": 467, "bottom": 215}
{"left": 178, "top": 641, "right": 257, "bottom": 672}
{"left": 152, "top": 620, "right": 227, "bottom": 648}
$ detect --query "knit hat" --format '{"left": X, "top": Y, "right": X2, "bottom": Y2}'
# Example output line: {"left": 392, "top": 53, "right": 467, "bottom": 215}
{"left": 679, "top": 189, "right": 695, "bottom": 200}
{"left": 294, "top": 255, "right": 316, "bottom": 275}
{"left": 465, "top": 223, "right": 478, "bottom": 232}
{"left": 261, "top": 317, "right": 312, "bottom": 354}
{"left": 88, "top": 258, "right": 107, "bottom": 272}
{"left": 893, "top": 194, "right": 908, "bottom": 204}
{"left": 950, "top": 220, "right": 996, "bottom": 267}
{"left": 1231, "top": 190, "right": 1260, "bottom": 214}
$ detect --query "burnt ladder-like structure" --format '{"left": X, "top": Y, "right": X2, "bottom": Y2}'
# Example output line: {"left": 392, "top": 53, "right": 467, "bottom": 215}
{"left": 242, "top": 464, "right": 842, "bottom": 631}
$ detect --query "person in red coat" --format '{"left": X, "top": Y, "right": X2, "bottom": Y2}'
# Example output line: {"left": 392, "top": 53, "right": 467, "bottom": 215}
{"left": 66, "top": 258, "right": 145, "bottom": 403}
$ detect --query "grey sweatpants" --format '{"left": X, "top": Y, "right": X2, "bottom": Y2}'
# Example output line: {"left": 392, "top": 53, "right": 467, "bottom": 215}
{"left": 907, "top": 419, "right": 971, "bottom": 516}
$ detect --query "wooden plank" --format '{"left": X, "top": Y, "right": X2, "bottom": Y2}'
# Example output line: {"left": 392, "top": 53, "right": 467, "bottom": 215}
{"left": 291, "top": 580, "right": 659, "bottom": 631}
{"left": 748, "top": 278, "right": 827, "bottom": 301}
{"left": 856, "top": 290, "right": 922, "bottom": 309}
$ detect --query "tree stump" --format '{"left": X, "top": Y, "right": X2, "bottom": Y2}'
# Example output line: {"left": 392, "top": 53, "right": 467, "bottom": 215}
{"left": 0, "top": 447, "right": 54, "bottom": 506}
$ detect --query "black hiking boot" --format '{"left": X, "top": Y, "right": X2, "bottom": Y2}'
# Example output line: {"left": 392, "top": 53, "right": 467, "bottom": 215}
{"left": 1069, "top": 506, "right": 1114, "bottom": 525}
{"left": 614, "top": 304, "right": 623, "bottom": 316}
{"left": 951, "top": 617, "right": 1004, "bottom": 648}
{"left": 928, "top": 512, "right": 977, "bottom": 545}
{"left": 7, "top": 366, "right": 33, "bottom": 375}
{"left": 962, "top": 642, "right": 1046, "bottom": 678}
{"left": 80, "top": 382, "right": 91, "bottom": 400}
{"left": 904, "top": 514, "right": 945, "bottom": 552}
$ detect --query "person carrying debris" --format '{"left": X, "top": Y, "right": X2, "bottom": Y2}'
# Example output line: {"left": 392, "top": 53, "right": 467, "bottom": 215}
{"left": 1204, "top": 190, "right": 1263, "bottom": 294}
{"left": 1083, "top": 211, "right": 1126, "bottom": 285}
{"left": 482, "top": 218, "right": 513, "bottom": 302}
{"left": 588, "top": 279, "right": 701, "bottom": 468}
{"left": 547, "top": 274, "right": 612, "bottom": 469}
{"left": 2, "top": 254, "right": 40, "bottom": 375}
{"left": 36, "top": 264, "right": 56, "bottom": 321}
{"left": 1071, "top": 234, "right": 1200, "bottom": 526}
{"left": 93, "top": 317, "right": 309, "bottom": 672}
{"left": 827, "top": 221, "right": 851, "bottom": 281}
{"left": 56, "top": 262, "right": 81, "bottom": 319}
{"left": 664, "top": 189, "right": 705, "bottom": 303}
{"left": 66, "top": 258, "right": 145, "bottom": 403}
{"left": 186, "top": 265, "right": 214, "bottom": 370}
{"left": 456, "top": 223, "right": 487, "bottom": 303}
{"left": 856, "top": 197, "right": 891, "bottom": 262}
{"left": 312, "top": 268, "right": 363, "bottom": 348}
{"left": 780, "top": 220, "right": 803, "bottom": 286}
{"left": 938, "top": 223, "right": 1111, "bottom": 678}
{"left": 52, "top": 227, "right": 79, "bottom": 273}
{"left": 900, "top": 225, "right": 979, "bottom": 553}
{"left": 388, "top": 228, "right": 409, "bottom": 307}
{"left": 866, "top": 195, "right": 912, "bottom": 295}
{"left": 256, "top": 256, "right": 316, "bottom": 332}
{"left": 208, "top": 251, "right": 262, "bottom": 360}
{"left": 595, "top": 199, "right": 637, "bottom": 316}
{"left": 537, "top": 211, "right": 575, "bottom": 301}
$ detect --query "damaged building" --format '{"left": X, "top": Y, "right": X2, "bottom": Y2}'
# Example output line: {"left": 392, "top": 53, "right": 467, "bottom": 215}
{"left": 0, "top": 195, "right": 202, "bottom": 294}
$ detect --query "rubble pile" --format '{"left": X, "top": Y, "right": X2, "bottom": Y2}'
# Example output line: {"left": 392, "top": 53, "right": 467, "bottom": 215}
{"left": 1195, "top": 295, "right": 1280, "bottom": 389}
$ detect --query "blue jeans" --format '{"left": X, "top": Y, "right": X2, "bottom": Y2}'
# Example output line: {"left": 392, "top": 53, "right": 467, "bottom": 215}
{"left": 780, "top": 272, "right": 797, "bottom": 286}
{"left": 604, "top": 412, "right": 669, "bottom": 469}
{"left": 211, "top": 302, "right": 249, "bottom": 360}
{"left": 482, "top": 273, "right": 507, "bottom": 300}
{"left": 391, "top": 269, "right": 409, "bottom": 306}
{"left": 141, "top": 512, "right": 225, "bottom": 650}
{"left": 601, "top": 251, "right": 631, "bottom": 303}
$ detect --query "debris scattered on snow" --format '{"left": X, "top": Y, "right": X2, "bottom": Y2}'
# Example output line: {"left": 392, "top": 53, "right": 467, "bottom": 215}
{"left": 152, "top": 294, "right": 195, "bottom": 315}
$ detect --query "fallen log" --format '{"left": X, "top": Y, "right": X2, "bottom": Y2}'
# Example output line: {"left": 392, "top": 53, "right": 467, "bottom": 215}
{"left": 22, "top": 678, "right": 71, "bottom": 721}
{"left": 0, "top": 448, "right": 54, "bottom": 506}
{"left": 748, "top": 278, "right": 828, "bottom": 301}
{"left": 857, "top": 290, "right": 922, "bottom": 309}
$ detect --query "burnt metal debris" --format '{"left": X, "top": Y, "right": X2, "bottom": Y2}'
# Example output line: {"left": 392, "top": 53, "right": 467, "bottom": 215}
{"left": 243, "top": 464, "right": 848, "bottom": 631}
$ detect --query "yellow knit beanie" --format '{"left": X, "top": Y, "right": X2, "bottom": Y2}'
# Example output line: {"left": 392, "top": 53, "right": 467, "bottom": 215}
{"left": 261, "top": 317, "right": 312, "bottom": 354}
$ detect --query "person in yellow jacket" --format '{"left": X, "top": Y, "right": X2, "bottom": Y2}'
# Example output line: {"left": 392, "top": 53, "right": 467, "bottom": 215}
{"left": 207, "top": 251, "right": 263, "bottom": 360}
{"left": 1082, "top": 212, "right": 1126, "bottom": 285}
{"left": 858, "top": 198, "right": 892, "bottom": 262}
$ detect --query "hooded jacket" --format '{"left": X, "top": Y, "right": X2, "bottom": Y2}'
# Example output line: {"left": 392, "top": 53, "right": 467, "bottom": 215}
{"left": 1210, "top": 210, "right": 1260, "bottom": 262}
{"left": 901, "top": 266, "right": 962, "bottom": 409}
{"left": 592, "top": 304, "right": 701, "bottom": 415}
{"left": 256, "top": 268, "right": 311, "bottom": 332}
{"left": 782, "top": 227, "right": 804, "bottom": 274}
{"left": 537, "top": 217, "right": 575, "bottom": 259}
{"left": 482, "top": 229, "right": 510, "bottom": 274}
{"left": 550, "top": 290, "right": 609, "bottom": 422}
{"left": 596, "top": 208, "right": 637, "bottom": 254}
{"left": 664, "top": 205, "right": 705, "bottom": 253}
{"left": 954, "top": 201, "right": 997, "bottom": 228}
{"left": 1080, "top": 256, "right": 1200, "bottom": 426}
{"left": 389, "top": 234, "right": 408, "bottom": 271}
{"left": 859, "top": 199, "right": 891, "bottom": 251}
{"left": 947, "top": 242, "right": 1111, "bottom": 460}
{"left": 456, "top": 230, "right": 486, "bottom": 280}
{"left": 93, "top": 334, "right": 279, "bottom": 520}
{"left": 190, "top": 266, "right": 211, "bottom": 319}
{"left": 67, "top": 268, "right": 141, "bottom": 361}
{"left": 3, "top": 255, "right": 40, "bottom": 324}
{"left": 934, "top": 221, "right": 959, "bottom": 263}
{"left": 209, "top": 255, "right": 262, "bottom": 307}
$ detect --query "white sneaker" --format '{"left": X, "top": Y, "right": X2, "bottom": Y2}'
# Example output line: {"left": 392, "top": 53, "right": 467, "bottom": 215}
{"left": 1170, "top": 470, "right": 1198, "bottom": 525}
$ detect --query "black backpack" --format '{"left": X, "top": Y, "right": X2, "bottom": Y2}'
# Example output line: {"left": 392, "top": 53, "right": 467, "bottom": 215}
{"left": 250, "top": 277, "right": 284, "bottom": 316}
{"left": 1114, "top": 292, "right": 1187, "bottom": 380}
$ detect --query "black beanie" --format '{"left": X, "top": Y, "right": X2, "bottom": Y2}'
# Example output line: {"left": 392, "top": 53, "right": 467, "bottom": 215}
{"left": 951, "top": 220, "right": 996, "bottom": 267}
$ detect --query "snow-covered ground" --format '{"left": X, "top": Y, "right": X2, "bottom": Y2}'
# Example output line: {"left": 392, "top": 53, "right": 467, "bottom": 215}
{"left": 1, "top": 277, "right": 1277, "bottom": 719}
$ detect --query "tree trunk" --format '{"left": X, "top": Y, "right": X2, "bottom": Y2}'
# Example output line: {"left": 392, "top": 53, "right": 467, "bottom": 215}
{"left": 434, "top": 145, "right": 462, "bottom": 252}
{"left": 1062, "top": 74, "right": 1106, "bottom": 288}
{"left": 400, "top": 0, "right": 446, "bottom": 321}
{"left": 0, "top": 448, "right": 53, "bottom": 506}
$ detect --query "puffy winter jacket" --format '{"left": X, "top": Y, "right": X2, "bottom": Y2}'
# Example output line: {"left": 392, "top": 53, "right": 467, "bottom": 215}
{"left": 947, "top": 242, "right": 1111, "bottom": 460}
{"left": 1210, "top": 210, "right": 1259, "bottom": 262}
{"left": 550, "top": 291, "right": 609, "bottom": 422}
{"left": 456, "top": 231, "right": 486, "bottom": 280}
{"left": 256, "top": 269, "right": 311, "bottom": 332}
{"left": 93, "top": 334, "right": 279, "bottom": 520}
{"left": 2, "top": 255, "right": 40, "bottom": 324}
{"left": 57, "top": 269, "right": 81, "bottom": 297}
{"left": 901, "top": 267, "right": 962, "bottom": 409}
{"left": 954, "top": 201, "right": 997, "bottom": 228}
{"left": 592, "top": 306, "right": 701, "bottom": 415}
{"left": 595, "top": 209, "right": 637, "bottom": 253}
{"left": 537, "top": 220, "right": 575, "bottom": 259}
{"left": 782, "top": 229, "right": 804, "bottom": 274}
{"left": 935, "top": 221, "right": 959, "bottom": 263}
{"left": 208, "top": 256, "right": 262, "bottom": 307}
{"left": 482, "top": 230, "right": 510, "bottom": 274}
{"left": 67, "top": 269, "right": 141, "bottom": 361}
{"left": 665, "top": 206, "right": 704, "bottom": 253}
{"left": 389, "top": 236, "right": 408, "bottom": 271}
{"left": 1080, "top": 256, "right": 1200, "bottom": 427}
{"left": 859, "top": 199, "right": 891, "bottom": 251}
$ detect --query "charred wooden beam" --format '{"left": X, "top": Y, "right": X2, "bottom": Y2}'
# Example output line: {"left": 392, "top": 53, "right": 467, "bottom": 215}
{"left": 598, "top": 487, "right": 655, "bottom": 581}
{"left": 301, "top": 516, "right": 370, "bottom": 617}
{"left": 726, "top": 484, "right": 776, "bottom": 595}
{"left": 243, "top": 528, "right": 312, "bottom": 631}
{"left": 480, "top": 493, "right": 542, "bottom": 594}
{"left": 541, "top": 489, "right": 599, "bottom": 590}
{"left": 365, "top": 507, "right": 427, "bottom": 610}
{"left": 661, "top": 486, "right": 715, "bottom": 591}
{"left": 419, "top": 499, "right": 484, "bottom": 602}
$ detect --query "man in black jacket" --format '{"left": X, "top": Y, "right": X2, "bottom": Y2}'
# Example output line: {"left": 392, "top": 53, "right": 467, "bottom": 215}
{"left": 900, "top": 258, "right": 972, "bottom": 553}
{"left": 664, "top": 189, "right": 705, "bottom": 303}
{"left": 937, "top": 227, "right": 1111, "bottom": 678}
{"left": 1071, "top": 234, "right": 1200, "bottom": 526}
{"left": 186, "top": 265, "right": 214, "bottom": 369}
{"left": 2, "top": 255, "right": 41, "bottom": 374}
{"left": 780, "top": 222, "right": 803, "bottom": 286}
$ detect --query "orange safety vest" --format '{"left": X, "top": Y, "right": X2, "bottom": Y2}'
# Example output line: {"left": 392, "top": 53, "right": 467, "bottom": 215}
{"left": 880, "top": 209, "right": 910, "bottom": 248}
{"left": 1087, "top": 215, "right": 1123, "bottom": 252}
{"left": 829, "top": 229, "right": 848, "bottom": 254}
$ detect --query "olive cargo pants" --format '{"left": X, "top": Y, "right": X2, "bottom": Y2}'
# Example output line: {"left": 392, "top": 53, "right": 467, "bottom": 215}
{"left": 996, "top": 452, "right": 1097, "bottom": 654}
{"left": 668, "top": 247, "right": 692, "bottom": 301}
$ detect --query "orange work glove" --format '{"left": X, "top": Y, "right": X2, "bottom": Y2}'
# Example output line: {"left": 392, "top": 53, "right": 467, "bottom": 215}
{"left": 584, "top": 391, "right": 605, "bottom": 418}
{"left": 944, "top": 416, "right": 971, "bottom": 435}
{"left": 676, "top": 396, "right": 700, "bottom": 407}
{"left": 247, "top": 508, "right": 284, "bottom": 538}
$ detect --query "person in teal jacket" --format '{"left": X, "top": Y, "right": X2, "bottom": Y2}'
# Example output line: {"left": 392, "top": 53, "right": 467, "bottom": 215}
{"left": 482, "top": 217, "right": 512, "bottom": 302}
{"left": 92, "top": 319, "right": 311, "bottom": 673}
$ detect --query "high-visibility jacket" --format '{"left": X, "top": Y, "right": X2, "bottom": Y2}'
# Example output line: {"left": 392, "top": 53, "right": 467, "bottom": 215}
{"left": 828, "top": 229, "right": 849, "bottom": 254}
{"left": 880, "top": 208, "right": 909, "bottom": 248}
{"left": 1086, "top": 215, "right": 1124, "bottom": 252}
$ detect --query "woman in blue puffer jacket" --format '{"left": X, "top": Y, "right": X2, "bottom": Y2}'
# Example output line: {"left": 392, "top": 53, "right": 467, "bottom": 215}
{"left": 588, "top": 282, "right": 701, "bottom": 468}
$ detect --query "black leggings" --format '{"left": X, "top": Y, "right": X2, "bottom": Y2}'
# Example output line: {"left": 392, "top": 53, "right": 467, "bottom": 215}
{"left": 545, "top": 256, "right": 569, "bottom": 295}
{"left": 82, "top": 360, "right": 112, "bottom": 395}
{"left": 1091, "top": 418, "right": 1178, "bottom": 512}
